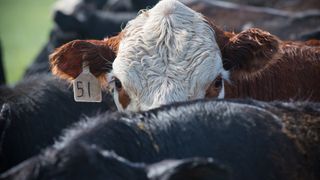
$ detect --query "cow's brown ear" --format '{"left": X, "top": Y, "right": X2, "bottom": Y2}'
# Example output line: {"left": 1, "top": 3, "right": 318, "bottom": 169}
{"left": 50, "top": 36, "right": 120, "bottom": 84}
{"left": 221, "top": 28, "right": 280, "bottom": 73}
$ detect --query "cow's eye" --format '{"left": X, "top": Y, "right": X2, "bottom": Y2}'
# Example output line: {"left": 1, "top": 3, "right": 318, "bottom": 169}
{"left": 214, "top": 76, "right": 222, "bottom": 88}
{"left": 109, "top": 76, "right": 123, "bottom": 92}
{"left": 114, "top": 77, "right": 122, "bottom": 91}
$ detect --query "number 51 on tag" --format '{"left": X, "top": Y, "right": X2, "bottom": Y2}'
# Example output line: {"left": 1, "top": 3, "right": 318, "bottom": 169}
{"left": 73, "top": 72, "right": 102, "bottom": 102}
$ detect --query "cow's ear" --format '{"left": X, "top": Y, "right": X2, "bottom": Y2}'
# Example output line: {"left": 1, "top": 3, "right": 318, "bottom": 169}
{"left": 221, "top": 28, "right": 280, "bottom": 73}
{"left": 49, "top": 35, "right": 121, "bottom": 83}
{"left": 147, "top": 158, "right": 230, "bottom": 180}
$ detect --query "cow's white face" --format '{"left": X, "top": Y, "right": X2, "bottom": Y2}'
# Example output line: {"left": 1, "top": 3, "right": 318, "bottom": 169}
{"left": 109, "top": 0, "right": 228, "bottom": 111}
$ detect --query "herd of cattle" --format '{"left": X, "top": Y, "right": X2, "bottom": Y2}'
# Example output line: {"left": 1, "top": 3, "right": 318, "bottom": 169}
{"left": 0, "top": 0, "right": 320, "bottom": 179}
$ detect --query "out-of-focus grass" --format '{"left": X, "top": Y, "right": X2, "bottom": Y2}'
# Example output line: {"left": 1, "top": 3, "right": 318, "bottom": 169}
{"left": 0, "top": 0, "right": 55, "bottom": 84}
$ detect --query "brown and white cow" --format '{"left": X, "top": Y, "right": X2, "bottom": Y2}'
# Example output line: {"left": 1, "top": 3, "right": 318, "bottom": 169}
{"left": 50, "top": 0, "right": 320, "bottom": 111}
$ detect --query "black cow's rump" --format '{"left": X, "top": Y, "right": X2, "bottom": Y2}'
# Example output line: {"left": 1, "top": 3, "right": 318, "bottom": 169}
{"left": 2, "top": 99, "right": 319, "bottom": 180}
{"left": 2, "top": 142, "right": 229, "bottom": 180}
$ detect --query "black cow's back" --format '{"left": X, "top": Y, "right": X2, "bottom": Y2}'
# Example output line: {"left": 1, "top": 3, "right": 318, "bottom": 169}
{"left": 0, "top": 75, "right": 116, "bottom": 172}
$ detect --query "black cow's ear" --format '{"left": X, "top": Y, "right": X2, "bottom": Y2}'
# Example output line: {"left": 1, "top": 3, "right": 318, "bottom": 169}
{"left": 49, "top": 34, "right": 121, "bottom": 84}
{"left": 147, "top": 158, "right": 230, "bottom": 180}
{"left": 221, "top": 28, "right": 280, "bottom": 73}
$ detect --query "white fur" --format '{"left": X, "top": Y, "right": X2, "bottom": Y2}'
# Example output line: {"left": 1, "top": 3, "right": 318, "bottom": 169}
{"left": 111, "top": 0, "right": 228, "bottom": 111}
{"left": 218, "top": 70, "right": 230, "bottom": 99}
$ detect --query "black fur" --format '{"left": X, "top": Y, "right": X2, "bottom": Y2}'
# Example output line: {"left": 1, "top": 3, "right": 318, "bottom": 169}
{"left": 0, "top": 75, "right": 116, "bottom": 171}
{"left": 1, "top": 142, "right": 229, "bottom": 180}
{"left": 2, "top": 99, "right": 319, "bottom": 180}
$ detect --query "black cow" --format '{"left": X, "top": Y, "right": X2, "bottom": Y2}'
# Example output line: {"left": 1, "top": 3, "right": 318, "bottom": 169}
{"left": 2, "top": 99, "right": 319, "bottom": 180}
{"left": 0, "top": 75, "right": 116, "bottom": 172}
{"left": 1, "top": 142, "right": 229, "bottom": 180}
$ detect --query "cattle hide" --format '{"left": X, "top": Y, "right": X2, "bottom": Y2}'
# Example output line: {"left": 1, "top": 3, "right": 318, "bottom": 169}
{"left": 2, "top": 99, "right": 319, "bottom": 180}
{"left": 0, "top": 75, "right": 116, "bottom": 172}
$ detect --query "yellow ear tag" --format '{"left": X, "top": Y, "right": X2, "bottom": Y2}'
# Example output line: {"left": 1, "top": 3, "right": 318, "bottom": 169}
{"left": 72, "top": 62, "right": 102, "bottom": 102}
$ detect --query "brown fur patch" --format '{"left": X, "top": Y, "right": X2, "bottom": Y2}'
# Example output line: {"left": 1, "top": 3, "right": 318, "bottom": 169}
{"left": 118, "top": 88, "right": 130, "bottom": 109}
{"left": 224, "top": 40, "right": 320, "bottom": 101}
{"left": 103, "top": 32, "right": 123, "bottom": 53}
{"left": 208, "top": 19, "right": 320, "bottom": 101}
{"left": 221, "top": 28, "right": 280, "bottom": 72}
{"left": 204, "top": 17, "right": 235, "bottom": 53}
{"left": 207, "top": 18, "right": 279, "bottom": 73}
{"left": 305, "top": 39, "right": 320, "bottom": 46}
{"left": 50, "top": 33, "right": 122, "bottom": 86}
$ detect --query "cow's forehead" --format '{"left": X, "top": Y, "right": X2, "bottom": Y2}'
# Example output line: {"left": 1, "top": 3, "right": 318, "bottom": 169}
{"left": 112, "top": 0, "right": 225, "bottom": 110}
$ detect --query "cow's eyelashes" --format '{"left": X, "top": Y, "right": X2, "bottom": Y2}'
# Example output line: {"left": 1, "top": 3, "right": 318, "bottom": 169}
{"left": 214, "top": 79, "right": 222, "bottom": 88}
{"left": 214, "top": 76, "right": 222, "bottom": 88}
{"left": 109, "top": 76, "right": 123, "bottom": 92}
{"left": 114, "top": 78, "right": 122, "bottom": 91}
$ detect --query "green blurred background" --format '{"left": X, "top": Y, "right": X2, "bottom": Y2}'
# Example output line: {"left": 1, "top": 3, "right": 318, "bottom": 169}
{"left": 0, "top": 0, "right": 55, "bottom": 84}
